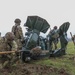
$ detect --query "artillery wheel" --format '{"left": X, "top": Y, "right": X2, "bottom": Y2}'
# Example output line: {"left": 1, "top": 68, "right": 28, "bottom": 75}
{"left": 21, "top": 51, "right": 31, "bottom": 62}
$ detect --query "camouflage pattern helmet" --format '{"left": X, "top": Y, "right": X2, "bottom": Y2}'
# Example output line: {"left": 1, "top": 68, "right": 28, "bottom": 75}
{"left": 5, "top": 32, "right": 15, "bottom": 41}
{"left": 14, "top": 18, "right": 21, "bottom": 24}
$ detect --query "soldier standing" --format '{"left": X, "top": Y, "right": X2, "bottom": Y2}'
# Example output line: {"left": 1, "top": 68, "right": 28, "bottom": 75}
{"left": 12, "top": 18, "right": 23, "bottom": 50}
{"left": 0, "top": 32, "right": 18, "bottom": 68}
{"left": 72, "top": 35, "right": 75, "bottom": 47}
{"left": 70, "top": 32, "right": 75, "bottom": 48}
{"left": 52, "top": 26, "right": 59, "bottom": 49}
{"left": 47, "top": 26, "right": 59, "bottom": 51}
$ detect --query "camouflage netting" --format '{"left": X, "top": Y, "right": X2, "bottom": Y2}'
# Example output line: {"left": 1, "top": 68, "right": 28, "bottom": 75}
{"left": 31, "top": 47, "right": 42, "bottom": 56}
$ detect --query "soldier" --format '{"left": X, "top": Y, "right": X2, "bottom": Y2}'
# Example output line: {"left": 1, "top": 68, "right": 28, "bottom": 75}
{"left": 12, "top": 18, "right": 23, "bottom": 50}
{"left": 72, "top": 35, "right": 75, "bottom": 47}
{"left": 52, "top": 26, "right": 59, "bottom": 49}
{"left": 48, "top": 26, "right": 59, "bottom": 51}
{"left": 70, "top": 32, "right": 75, "bottom": 48}
{"left": 0, "top": 32, "right": 18, "bottom": 68}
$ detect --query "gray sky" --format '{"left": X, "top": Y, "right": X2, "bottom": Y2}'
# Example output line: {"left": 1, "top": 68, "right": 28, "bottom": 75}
{"left": 0, "top": 0, "right": 75, "bottom": 38}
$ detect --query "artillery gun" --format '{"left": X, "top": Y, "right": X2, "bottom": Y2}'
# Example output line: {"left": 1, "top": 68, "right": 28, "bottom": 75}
{"left": 0, "top": 16, "right": 70, "bottom": 62}
{"left": 21, "top": 16, "right": 70, "bottom": 62}
{"left": 21, "top": 16, "right": 50, "bottom": 62}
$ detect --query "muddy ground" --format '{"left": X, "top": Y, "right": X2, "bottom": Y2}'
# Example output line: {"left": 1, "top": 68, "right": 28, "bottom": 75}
{"left": 0, "top": 61, "right": 70, "bottom": 75}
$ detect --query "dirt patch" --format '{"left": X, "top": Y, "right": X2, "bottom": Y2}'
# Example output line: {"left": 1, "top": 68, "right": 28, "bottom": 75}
{"left": 0, "top": 62, "right": 70, "bottom": 75}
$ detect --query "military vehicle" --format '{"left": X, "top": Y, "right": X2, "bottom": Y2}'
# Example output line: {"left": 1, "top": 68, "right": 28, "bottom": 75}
{"left": 21, "top": 16, "right": 70, "bottom": 62}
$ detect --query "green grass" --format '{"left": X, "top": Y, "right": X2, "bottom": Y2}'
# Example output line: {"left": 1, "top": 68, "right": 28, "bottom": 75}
{"left": 32, "top": 41, "right": 75, "bottom": 75}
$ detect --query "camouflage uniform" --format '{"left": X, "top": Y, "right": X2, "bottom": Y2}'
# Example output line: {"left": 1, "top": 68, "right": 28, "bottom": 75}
{"left": 52, "top": 27, "right": 59, "bottom": 49}
{"left": 72, "top": 35, "right": 75, "bottom": 46}
{"left": 12, "top": 18, "right": 23, "bottom": 50}
{"left": 0, "top": 32, "right": 18, "bottom": 68}
{"left": 48, "top": 26, "right": 59, "bottom": 50}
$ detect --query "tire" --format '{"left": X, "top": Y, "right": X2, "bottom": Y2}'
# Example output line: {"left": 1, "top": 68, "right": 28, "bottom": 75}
{"left": 21, "top": 51, "right": 31, "bottom": 62}
{"left": 21, "top": 52, "right": 26, "bottom": 62}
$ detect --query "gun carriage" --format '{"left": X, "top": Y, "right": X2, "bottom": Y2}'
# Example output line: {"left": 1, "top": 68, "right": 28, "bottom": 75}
{"left": 21, "top": 16, "right": 70, "bottom": 62}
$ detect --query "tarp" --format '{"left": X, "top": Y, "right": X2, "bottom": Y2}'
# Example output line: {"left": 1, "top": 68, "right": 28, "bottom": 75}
{"left": 24, "top": 16, "right": 50, "bottom": 33}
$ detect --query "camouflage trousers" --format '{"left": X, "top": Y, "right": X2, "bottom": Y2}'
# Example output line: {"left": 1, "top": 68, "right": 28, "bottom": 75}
{"left": 15, "top": 39, "right": 22, "bottom": 58}
{"left": 0, "top": 54, "right": 19, "bottom": 68}
{"left": 15, "top": 39, "right": 22, "bottom": 50}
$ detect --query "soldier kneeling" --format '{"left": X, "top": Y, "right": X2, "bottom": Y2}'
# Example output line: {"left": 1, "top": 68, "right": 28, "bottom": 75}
{"left": 0, "top": 32, "right": 18, "bottom": 68}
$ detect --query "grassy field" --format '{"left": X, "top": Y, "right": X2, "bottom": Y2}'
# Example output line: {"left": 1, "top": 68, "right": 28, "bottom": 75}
{"left": 32, "top": 41, "right": 75, "bottom": 75}
{"left": 0, "top": 41, "right": 75, "bottom": 75}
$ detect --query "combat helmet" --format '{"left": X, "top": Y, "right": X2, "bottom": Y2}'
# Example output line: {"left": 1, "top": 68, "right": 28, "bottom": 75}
{"left": 5, "top": 32, "right": 15, "bottom": 41}
{"left": 54, "top": 26, "right": 57, "bottom": 29}
{"left": 14, "top": 18, "right": 21, "bottom": 24}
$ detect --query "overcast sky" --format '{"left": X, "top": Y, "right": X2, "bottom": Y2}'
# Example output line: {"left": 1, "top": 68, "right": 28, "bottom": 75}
{"left": 0, "top": 0, "right": 75, "bottom": 38}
